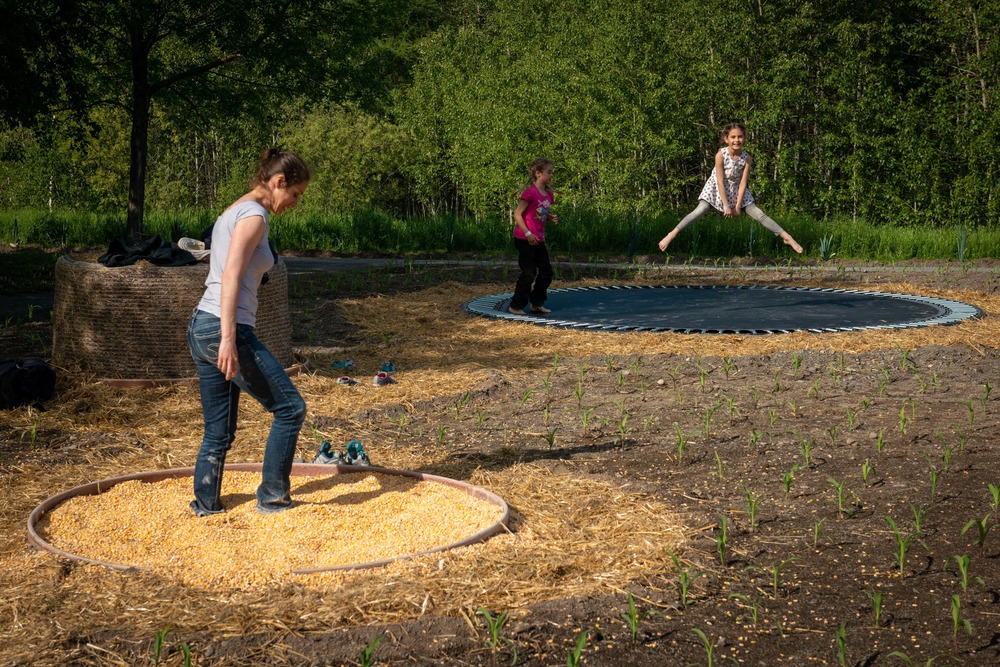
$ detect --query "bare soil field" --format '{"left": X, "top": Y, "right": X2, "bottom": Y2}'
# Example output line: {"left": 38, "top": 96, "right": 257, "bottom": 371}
{"left": 1, "top": 254, "right": 999, "bottom": 666}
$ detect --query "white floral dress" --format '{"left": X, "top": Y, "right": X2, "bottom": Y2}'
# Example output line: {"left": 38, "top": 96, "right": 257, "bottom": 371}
{"left": 698, "top": 149, "right": 755, "bottom": 212}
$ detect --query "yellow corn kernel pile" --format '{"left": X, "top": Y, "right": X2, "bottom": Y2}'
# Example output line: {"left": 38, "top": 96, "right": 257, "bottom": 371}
{"left": 37, "top": 471, "right": 504, "bottom": 588}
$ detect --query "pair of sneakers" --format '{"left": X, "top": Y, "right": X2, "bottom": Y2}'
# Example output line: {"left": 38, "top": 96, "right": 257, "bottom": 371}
{"left": 336, "top": 361, "right": 396, "bottom": 386}
{"left": 338, "top": 374, "right": 394, "bottom": 386}
{"left": 312, "top": 440, "right": 371, "bottom": 466}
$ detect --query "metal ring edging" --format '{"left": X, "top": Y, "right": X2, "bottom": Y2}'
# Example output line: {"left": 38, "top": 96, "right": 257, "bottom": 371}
{"left": 27, "top": 463, "right": 510, "bottom": 574}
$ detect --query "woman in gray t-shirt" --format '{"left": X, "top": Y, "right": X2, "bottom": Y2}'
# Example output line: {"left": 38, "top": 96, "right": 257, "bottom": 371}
{"left": 186, "top": 148, "right": 310, "bottom": 516}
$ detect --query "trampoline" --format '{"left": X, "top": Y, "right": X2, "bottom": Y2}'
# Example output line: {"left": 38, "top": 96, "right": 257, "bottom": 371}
{"left": 464, "top": 285, "right": 983, "bottom": 334}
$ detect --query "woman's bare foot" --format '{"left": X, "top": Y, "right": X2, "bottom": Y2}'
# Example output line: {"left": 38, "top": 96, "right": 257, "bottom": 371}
{"left": 781, "top": 232, "right": 803, "bottom": 254}
{"left": 658, "top": 229, "right": 678, "bottom": 252}
{"left": 530, "top": 305, "right": 552, "bottom": 314}
{"left": 508, "top": 306, "right": 525, "bottom": 315}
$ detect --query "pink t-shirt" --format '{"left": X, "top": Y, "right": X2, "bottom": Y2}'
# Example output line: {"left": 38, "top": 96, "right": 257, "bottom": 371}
{"left": 514, "top": 184, "right": 553, "bottom": 242}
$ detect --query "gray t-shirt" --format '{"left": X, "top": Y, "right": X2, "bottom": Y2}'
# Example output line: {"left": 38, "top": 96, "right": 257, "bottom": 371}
{"left": 197, "top": 201, "right": 274, "bottom": 327}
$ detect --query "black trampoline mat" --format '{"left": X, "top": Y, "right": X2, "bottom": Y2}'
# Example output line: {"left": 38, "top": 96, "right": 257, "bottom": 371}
{"left": 464, "top": 285, "right": 982, "bottom": 334}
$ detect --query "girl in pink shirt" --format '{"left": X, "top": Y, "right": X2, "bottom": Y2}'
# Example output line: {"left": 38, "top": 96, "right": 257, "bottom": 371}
{"left": 509, "top": 158, "right": 559, "bottom": 314}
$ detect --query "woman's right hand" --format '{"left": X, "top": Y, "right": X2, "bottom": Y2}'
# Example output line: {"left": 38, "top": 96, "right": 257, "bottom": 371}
{"left": 217, "top": 338, "right": 240, "bottom": 381}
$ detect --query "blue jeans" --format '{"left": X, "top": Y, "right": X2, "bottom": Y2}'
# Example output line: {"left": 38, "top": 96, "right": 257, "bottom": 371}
{"left": 187, "top": 309, "right": 306, "bottom": 514}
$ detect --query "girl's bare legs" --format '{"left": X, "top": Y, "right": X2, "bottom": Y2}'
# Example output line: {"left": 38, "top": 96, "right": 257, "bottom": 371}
{"left": 659, "top": 200, "right": 712, "bottom": 252}
{"left": 744, "top": 204, "right": 803, "bottom": 254}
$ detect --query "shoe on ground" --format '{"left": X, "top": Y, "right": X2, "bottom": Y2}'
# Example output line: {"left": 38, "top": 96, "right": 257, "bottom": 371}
{"left": 345, "top": 440, "right": 372, "bottom": 466}
{"left": 373, "top": 372, "right": 395, "bottom": 386}
{"left": 337, "top": 375, "right": 358, "bottom": 385}
{"left": 380, "top": 361, "right": 397, "bottom": 374}
{"left": 178, "top": 237, "right": 211, "bottom": 261}
{"left": 331, "top": 359, "right": 356, "bottom": 370}
{"left": 313, "top": 441, "right": 346, "bottom": 464}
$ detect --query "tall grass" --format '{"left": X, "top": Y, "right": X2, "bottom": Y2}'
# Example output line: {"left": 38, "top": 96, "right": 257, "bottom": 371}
{"left": 0, "top": 209, "right": 215, "bottom": 249}
{"left": 1, "top": 208, "right": 998, "bottom": 261}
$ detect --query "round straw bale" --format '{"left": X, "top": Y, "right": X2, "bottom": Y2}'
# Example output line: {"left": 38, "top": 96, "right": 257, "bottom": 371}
{"left": 52, "top": 256, "right": 292, "bottom": 380}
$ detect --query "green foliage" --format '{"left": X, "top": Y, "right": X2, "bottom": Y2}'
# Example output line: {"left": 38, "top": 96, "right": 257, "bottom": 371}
{"left": 836, "top": 622, "right": 848, "bottom": 667}
{"left": 0, "top": 248, "right": 59, "bottom": 294}
{"left": 358, "top": 634, "right": 384, "bottom": 667}
{"left": 566, "top": 629, "right": 589, "bottom": 667}
{"left": 886, "top": 516, "right": 917, "bottom": 577}
{"left": 476, "top": 608, "right": 509, "bottom": 651}
{"left": 867, "top": 589, "right": 885, "bottom": 628}
{"left": 281, "top": 102, "right": 415, "bottom": 215}
{"left": 668, "top": 550, "right": 701, "bottom": 607}
{"left": 4, "top": 0, "right": 1000, "bottom": 241}
{"left": 4, "top": 205, "right": 1000, "bottom": 259}
{"left": 620, "top": 590, "right": 645, "bottom": 641}
{"left": 716, "top": 515, "right": 728, "bottom": 566}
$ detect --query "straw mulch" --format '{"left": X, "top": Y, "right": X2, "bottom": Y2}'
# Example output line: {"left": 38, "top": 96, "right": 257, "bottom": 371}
{"left": 1, "top": 263, "right": 996, "bottom": 664}
{"left": 2, "top": 457, "right": 688, "bottom": 664}
{"left": 1, "top": 379, "right": 688, "bottom": 664}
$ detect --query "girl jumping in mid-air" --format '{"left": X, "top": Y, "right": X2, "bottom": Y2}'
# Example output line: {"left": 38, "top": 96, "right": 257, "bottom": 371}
{"left": 509, "top": 158, "right": 559, "bottom": 315}
{"left": 659, "top": 123, "right": 802, "bottom": 254}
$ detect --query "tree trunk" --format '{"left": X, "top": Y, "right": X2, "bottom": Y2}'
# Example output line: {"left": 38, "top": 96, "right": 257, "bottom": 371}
{"left": 125, "top": 41, "right": 151, "bottom": 240}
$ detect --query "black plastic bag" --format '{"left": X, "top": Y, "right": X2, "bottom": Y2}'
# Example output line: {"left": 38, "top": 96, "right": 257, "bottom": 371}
{"left": 0, "top": 358, "right": 57, "bottom": 410}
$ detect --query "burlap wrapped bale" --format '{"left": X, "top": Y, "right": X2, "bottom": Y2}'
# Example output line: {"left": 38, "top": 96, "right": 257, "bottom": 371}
{"left": 53, "top": 257, "right": 293, "bottom": 380}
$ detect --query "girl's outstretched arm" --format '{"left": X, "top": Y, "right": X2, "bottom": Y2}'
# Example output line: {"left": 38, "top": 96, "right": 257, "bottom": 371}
{"left": 735, "top": 154, "right": 752, "bottom": 216}
{"left": 714, "top": 151, "right": 734, "bottom": 217}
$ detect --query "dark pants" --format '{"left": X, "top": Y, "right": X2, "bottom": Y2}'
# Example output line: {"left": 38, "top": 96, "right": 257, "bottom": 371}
{"left": 511, "top": 238, "right": 553, "bottom": 310}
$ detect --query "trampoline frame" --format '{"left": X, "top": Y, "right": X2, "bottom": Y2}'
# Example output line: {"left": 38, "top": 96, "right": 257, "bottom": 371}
{"left": 464, "top": 285, "right": 983, "bottom": 334}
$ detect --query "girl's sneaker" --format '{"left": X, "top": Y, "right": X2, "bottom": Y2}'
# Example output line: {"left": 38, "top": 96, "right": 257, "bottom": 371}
{"left": 373, "top": 372, "right": 395, "bottom": 386}
{"left": 337, "top": 376, "right": 358, "bottom": 385}
{"left": 380, "top": 361, "right": 396, "bottom": 374}
{"left": 313, "top": 441, "right": 346, "bottom": 464}
{"left": 331, "top": 359, "right": 356, "bottom": 370}
{"left": 345, "top": 440, "right": 371, "bottom": 466}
